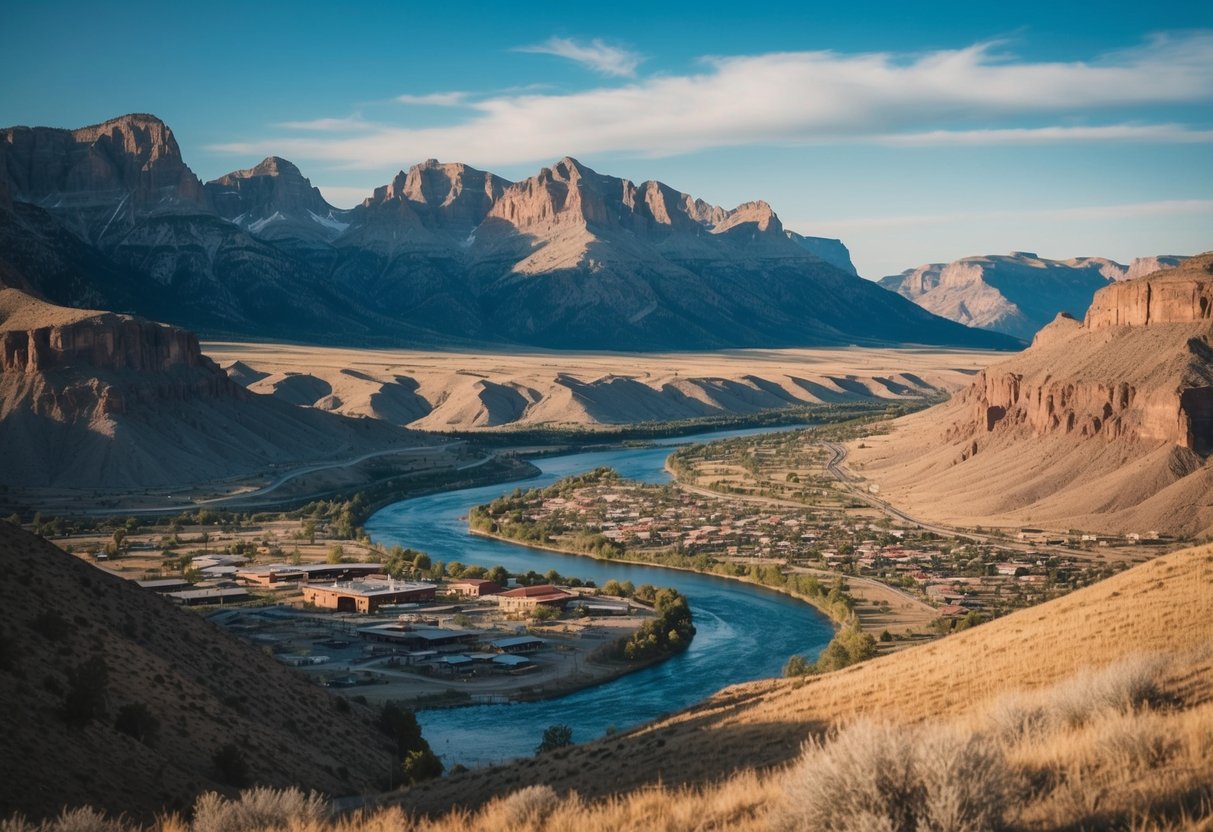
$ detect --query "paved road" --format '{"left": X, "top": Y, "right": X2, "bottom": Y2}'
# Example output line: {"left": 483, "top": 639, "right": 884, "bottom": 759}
{"left": 78, "top": 442, "right": 467, "bottom": 516}
{"left": 194, "top": 442, "right": 464, "bottom": 506}
{"left": 819, "top": 441, "right": 1079, "bottom": 558}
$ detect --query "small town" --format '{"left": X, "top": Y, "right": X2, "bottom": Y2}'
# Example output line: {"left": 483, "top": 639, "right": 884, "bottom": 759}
{"left": 469, "top": 459, "right": 1171, "bottom": 642}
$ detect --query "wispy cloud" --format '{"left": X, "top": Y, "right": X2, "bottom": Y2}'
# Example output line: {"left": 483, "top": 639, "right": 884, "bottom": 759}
{"left": 877, "top": 124, "right": 1213, "bottom": 146}
{"left": 275, "top": 115, "right": 373, "bottom": 132}
{"left": 211, "top": 33, "right": 1213, "bottom": 169}
{"left": 515, "top": 36, "right": 643, "bottom": 77}
{"left": 395, "top": 91, "right": 469, "bottom": 106}
{"left": 799, "top": 200, "right": 1213, "bottom": 233}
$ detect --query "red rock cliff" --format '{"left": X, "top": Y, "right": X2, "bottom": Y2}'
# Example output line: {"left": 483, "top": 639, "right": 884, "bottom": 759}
{"left": 948, "top": 256, "right": 1213, "bottom": 458}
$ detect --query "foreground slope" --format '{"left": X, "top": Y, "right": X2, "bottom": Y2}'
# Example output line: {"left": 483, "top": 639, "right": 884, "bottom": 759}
{"left": 881, "top": 251, "right": 1188, "bottom": 339}
{"left": 399, "top": 540, "right": 1213, "bottom": 819}
{"left": 0, "top": 114, "right": 1016, "bottom": 351}
{"left": 853, "top": 253, "right": 1213, "bottom": 537}
{"left": 0, "top": 288, "right": 424, "bottom": 490}
{"left": 0, "top": 524, "right": 398, "bottom": 821}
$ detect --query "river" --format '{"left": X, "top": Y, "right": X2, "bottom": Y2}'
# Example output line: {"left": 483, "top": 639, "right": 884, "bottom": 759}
{"left": 364, "top": 426, "right": 833, "bottom": 768}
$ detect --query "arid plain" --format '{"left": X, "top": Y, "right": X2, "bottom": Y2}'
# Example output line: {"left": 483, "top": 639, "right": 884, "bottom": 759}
{"left": 207, "top": 343, "right": 1000, "bottom": 430}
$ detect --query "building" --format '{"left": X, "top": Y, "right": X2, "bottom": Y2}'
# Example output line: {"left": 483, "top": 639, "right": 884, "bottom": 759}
{"left": 134, "top": 578, "right": 191, "bottom": 593}
{"left": 237, "top": 562, "right": 382, "bottom": 587}
{"left": 302, "top": 579, "right": 436, "bottom": 613}
{"left": 447, "top": 578, "right": 504, "bottom": 598}
{"left": 489, "top": 635, "right": 547, "bottom": 653}
{"left": 167, "top": 587, "right": 250, "bottom": 606}
{"left": 494, "top": 584, "right": 575, "bottom": 613}
{"left": 357, "top": 624, "right": 482, "bottom": 650}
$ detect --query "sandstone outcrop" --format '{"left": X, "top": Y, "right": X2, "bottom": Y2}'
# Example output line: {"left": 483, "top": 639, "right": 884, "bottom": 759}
{"left": 852, "top": 254, "right": 1213, "bottom": 536}
{"left": 0, "top": 288, "right": 416, "bottom": 489}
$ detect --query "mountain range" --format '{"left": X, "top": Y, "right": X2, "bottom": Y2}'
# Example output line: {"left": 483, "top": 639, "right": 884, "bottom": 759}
{"left": 0, "top": 114, "right": 1016, "bottom": 351}
{"left": 880, "top": 251, "right": 1188, "bottom": 340}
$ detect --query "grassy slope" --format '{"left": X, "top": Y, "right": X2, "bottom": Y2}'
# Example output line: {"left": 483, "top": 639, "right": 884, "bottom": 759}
{"left": 399, "top": 542, "right": 1213, "bottom": 816}
{"left": 0, "top": 525, "right": 397, "bottom": 822}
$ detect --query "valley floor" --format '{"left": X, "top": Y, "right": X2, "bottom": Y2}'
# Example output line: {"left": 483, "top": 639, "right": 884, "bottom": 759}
{"left": 206, "top": 342, "right": 1002, "bottom": 430}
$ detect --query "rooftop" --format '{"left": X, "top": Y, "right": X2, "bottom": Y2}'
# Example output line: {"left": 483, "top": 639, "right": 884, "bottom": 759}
{"left": 305, "top": 580, "right": 436, "bottom": 598}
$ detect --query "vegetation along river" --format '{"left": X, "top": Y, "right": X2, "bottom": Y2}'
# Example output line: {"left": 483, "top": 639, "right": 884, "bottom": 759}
{"left": 364, "top": 427, "right": 834, "bottom": 768}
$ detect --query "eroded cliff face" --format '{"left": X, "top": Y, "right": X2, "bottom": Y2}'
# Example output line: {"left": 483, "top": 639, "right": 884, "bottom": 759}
{"left": 1085, "top": 276, "right": 1213, "bottom": 329}
{"left": 0, "top": 114, "right": 207, "bottom": 222}
{"left": 0, "top": 292, "right": 239, "bottom": 420}
{"left": 948, "top": 258, "right": 1213, "bottom": 459}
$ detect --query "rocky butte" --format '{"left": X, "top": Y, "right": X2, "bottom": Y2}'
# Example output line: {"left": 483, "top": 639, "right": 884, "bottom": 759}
{"left": 850, "top": 253, "right": 1213, "bottom": 537}
{"left": 0, "top": 287, "right": 413, "bottom": 490}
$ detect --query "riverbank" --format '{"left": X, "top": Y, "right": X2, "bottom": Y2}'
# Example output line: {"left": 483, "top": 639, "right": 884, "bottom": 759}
{"left": 468, "top": 527, "right": 850, "bottom": 632}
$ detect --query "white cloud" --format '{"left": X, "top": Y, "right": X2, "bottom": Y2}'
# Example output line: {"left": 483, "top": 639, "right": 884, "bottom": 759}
{"left": 877, "top": 124, "right": 1213, "bottom": 146}
{"left": 210, "top": 33, "right": 1213, "bottom": 169}
{"left": 275, "top": 115, "right": 373, "bottom": 132}
{"left": 514, "top": 37, "right": 643, "bottom": 78}
{"left": 395, "top": 91, "right": 469, "bottom": 106}
{"left": 796, "top": 200, "right": 1213, "bottom": 233}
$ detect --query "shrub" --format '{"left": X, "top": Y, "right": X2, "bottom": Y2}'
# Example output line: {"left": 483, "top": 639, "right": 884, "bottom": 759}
{"left": 114, "top": 703, "right": 159, "bottom": 746}
{"left": 401, "top": 748, "right": 444, "bottom": 785}
{"left": 494, "top": 785, "right": 561, "bottom": 827}
{"left": 63, "top": 657, "right": 109, "bottom": 725}
{"left": 536, "top": 724, "right": 574, "bottom": 754}
{"left": 772, "top": 720, "right": 1012, "bottom": 832}
{"left": 31, "top": 610, "right": 70, "bottom": 642}
{"left": 212, "top": 744, "right": 250, "bottom": 788}
{"left": 33, "top": 806, "right": 126, "bottom": 832}
{"left": 191, "top": 787, "right": 327, "bottom": 832}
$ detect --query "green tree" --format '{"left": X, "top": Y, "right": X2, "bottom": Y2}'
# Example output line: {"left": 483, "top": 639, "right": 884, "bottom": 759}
{"left": 783, "top": 655, "right": 811, "bottom": 677}
{"left": 326, "top": 544, "right": 345, "bottom": 564}
{"left": 536, "top": 724, "right": 573, "bottom": 753}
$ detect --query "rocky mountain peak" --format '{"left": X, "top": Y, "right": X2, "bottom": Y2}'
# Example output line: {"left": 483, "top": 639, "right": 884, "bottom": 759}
{"left": 0, "top": 112, "right": 207, "bottom": 237}
{"left": 205, "top": 155, "right": 341, "bottom": 243}
{"left": 714, "top": 200, "right": 782, "bottom": 235}
{"left": 359, "top": 160, "right": 506, "bottom": 239}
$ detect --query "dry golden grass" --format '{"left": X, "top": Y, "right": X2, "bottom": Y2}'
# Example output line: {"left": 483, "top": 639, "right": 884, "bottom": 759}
{"left": 9, "top": 543, "right": 1213, "bottom": 831}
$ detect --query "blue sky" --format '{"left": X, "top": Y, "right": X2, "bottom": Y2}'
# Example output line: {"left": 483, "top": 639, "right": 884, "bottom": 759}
{"left": 6, "top": 0, "right": 1212, "bottom": 276}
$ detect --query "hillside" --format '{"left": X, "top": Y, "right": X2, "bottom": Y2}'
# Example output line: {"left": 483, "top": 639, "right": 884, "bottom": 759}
{"left": 0, "top": 114, "right": 1017, "bottom": 351}
{"left": 880, "top": 251, "right": 1188, "bottom": 339}
{"left": 6, "top": 536, "right": 1211, "bottom": 828}
{"left": 0, "top": 524, "right": 400, "bottom": 821}
{"left": 382, "top": 537, "right": 1213, "bottom": 825}
{"left": 0, "top": 287, "right": 426, "bottom": 491}
{"left": 852, "top": 253, "right": 1213, "bottom": 537}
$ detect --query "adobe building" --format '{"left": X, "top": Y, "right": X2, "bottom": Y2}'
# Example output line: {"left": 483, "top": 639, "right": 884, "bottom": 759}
{"left": 446, "top": 578, "right": 504, "bottom": 598}
{"left": 494, "top": 584, "right": 575, "bottom": 613}
{"left": 301, "top": 579, "right": 437, "bottom": 613}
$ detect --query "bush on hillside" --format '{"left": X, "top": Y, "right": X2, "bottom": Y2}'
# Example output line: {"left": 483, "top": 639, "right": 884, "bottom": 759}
{"left": 771, "top": 720, "right": 1012, "bottom": 832}
{"left": 191, "top": 787, "right": 327, "bottom": 832}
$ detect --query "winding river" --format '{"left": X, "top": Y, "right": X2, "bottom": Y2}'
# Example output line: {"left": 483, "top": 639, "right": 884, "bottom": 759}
{"left": 364, "top": 427, "right": 833, "bottom": 768}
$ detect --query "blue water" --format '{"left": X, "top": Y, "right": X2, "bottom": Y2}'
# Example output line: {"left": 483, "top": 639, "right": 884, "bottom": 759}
{"left": 364, "top": 426, "right": 833, "bottom": 767}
